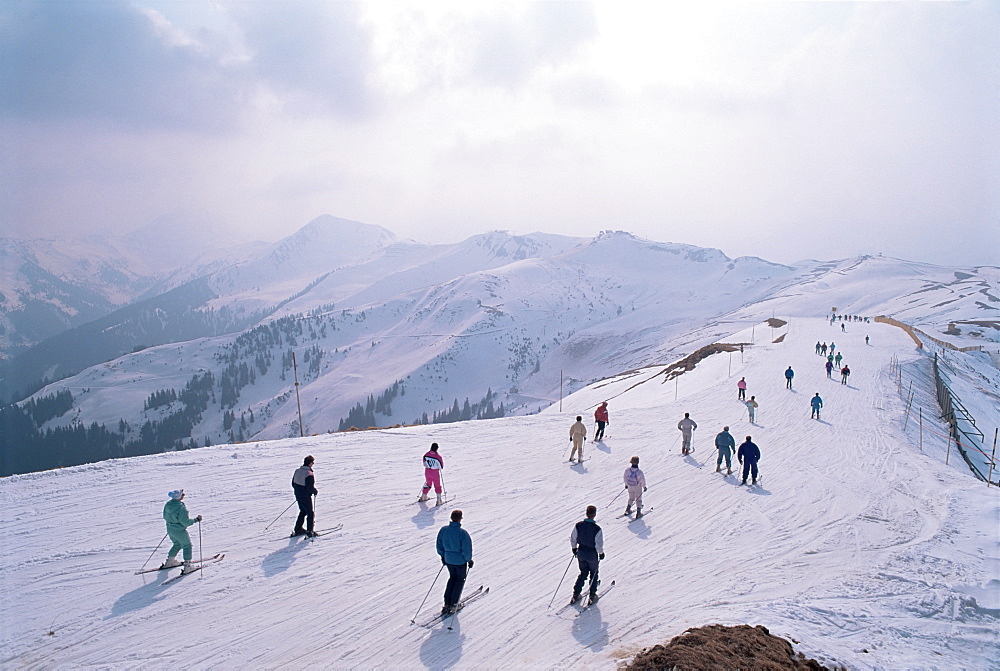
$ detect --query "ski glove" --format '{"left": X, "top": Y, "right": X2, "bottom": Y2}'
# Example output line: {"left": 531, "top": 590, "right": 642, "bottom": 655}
{"left": 572, "top": 548, "right": 578, "bottom": 556}
{"left": 467, "top": 560, "right": 474, "bottom": 569}
{"left": 598, "top": 553, "right": 605, "bottom": 560}
{"left": 196, "top": 515, "right": 203, "bottom": 522}
{"left": 441, "top": 556, "right": 446, "bottom": 565}
{"left": 643, "top": 487, "right": 647, "bottom": 492}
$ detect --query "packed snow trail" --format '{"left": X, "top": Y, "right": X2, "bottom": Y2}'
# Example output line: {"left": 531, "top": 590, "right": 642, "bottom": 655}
{"left": 1, "top": 318, "right": 997, "bottom": 669}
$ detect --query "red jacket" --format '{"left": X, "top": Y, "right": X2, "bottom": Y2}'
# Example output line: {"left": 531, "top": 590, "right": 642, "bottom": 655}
{"left": 594, "top": 404, "right": 609, "bottom": 422}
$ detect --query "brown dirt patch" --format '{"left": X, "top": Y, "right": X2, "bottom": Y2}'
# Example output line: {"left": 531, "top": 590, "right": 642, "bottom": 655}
{"left": 766, "top": 318, "right": 788, "bottom": 328}
{"left": 661, "top": 343, "right": 739, "bottom": 381}
{"left": 773, "top": 333, "right": 786, "bottom": 343}
{"left": 626, "top": 624, "right": 831, "bottom": 671}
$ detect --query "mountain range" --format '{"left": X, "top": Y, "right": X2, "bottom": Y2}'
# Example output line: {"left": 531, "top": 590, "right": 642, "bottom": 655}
{"left": 2, "top": 215, "right": 997, "bottom": 475}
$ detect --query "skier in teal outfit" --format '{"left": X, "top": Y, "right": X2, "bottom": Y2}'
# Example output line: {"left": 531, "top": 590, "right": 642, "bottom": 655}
{"left": 161, "top": 489, "right": 202, "bottom": 573}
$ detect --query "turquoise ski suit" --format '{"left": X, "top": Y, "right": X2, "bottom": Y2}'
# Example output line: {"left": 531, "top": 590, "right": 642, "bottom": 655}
{"left": 163, "top": 499, "right": 198, "bottom": 561}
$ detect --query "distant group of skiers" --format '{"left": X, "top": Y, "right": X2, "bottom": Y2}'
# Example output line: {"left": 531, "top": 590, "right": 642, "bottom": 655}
{"left": 815, "top": 341, "right": 852, "bottom": 384}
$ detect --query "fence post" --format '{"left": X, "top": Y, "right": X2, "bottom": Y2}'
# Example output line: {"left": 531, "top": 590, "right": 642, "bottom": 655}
{"left": 946, "top": 435, "right": 952, "bottom": 466}
{"left": 989, "top": 428, "right": 998, "bottom": 487}
{"left": 919, "top": 407, "right": 923, "bottom": 453}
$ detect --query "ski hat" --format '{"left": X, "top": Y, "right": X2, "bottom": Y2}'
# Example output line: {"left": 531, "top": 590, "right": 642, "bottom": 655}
{"left": 630, "top": 456, "right": 639, "bottom": 465}
{"left": 168, "top": 489, "right": 184, "bottom": 500}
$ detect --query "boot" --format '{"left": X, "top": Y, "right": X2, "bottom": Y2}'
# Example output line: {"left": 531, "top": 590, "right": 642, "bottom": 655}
{"left": 435, "top": 493, "right": 443, "bottom": 506}
{"left": 181, "top": 561, "right": 197, "bottom": 575}
{"left": 417, "top": 492, "right": 429, "bottom": 502}
{"left": 161, "top": 556, "right": 182, "bottom": 569}
{"left": 624, "top": 506, "right": 631, "bottom": 515}
{"left": 291, "top": 528, "right": 306, "bottom": 537}
{"left": 570, "top": 591, "right": 581, "bottom": 605}
{"left": 636, "top": 507, "right": 643, "bottom": 518}
{"left": 715, "top": 464, "right": 721, "bottom": 472}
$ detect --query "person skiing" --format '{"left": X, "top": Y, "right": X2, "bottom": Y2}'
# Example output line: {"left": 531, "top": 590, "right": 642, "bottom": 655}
{"left": 418, "top": 442, "right": 445, "bottom": 505}
{"left": 821, "top": 342, "right": 828, "bottom": 356}
{"left": 677, "top": 413, "right": 697, "bottom": 455}
{"left": 784, "top": 366, "right": 794, "bottom": 389}
{"left": 829, "top": 342, "right": 836, "bottom": 355}
{"left": 569, "top": 416, "right": 587, "bottom": 462}
{"left": 436, "top": 509, "right": 474, "bottom": 615}
{"left": 594, "top": 402, "right": 609, "bottom": 442}
{"left": 825, "top": 360, "right": 834, "bottom": 378}
{"left": 810, "top": 393, "right": 823, "bottom": 419}
{"left": 570, "top": 505, "right": 604, "bottom": 604}
{"left": 834, "top": 352, "right": 843, "bottom": 368}
{"left": 161, "top": 489, "right": 202, "bottom": 573}
{"left": 623, "top": 456, "right": 647, "bottom": 516}
{"left": 714, "top": 426, "right": 736, "bottom": 474}
{"left": 291, "top": 455, "right": 318, "bottom": 537}
{"left": 815, "top": 341, "right": 821, "bottom": 355}
{"left": 745, "top": 396, "right": 758, "bottom": 423}
{"left": 737, "top": 436, "right": 761, "bottom": 486}
{"left": 737, "top": 377, "right": 747, "bottom": 401}
{"left": 865, "top": 335, "right": 870, "bottom": 345}
{"left": 841, "top": 365, "right": 851, "bottom": 385}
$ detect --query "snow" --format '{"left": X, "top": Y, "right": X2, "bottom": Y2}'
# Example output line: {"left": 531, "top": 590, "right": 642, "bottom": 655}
{"left": 3, "top": 317, "right": 998, "bottom": 669}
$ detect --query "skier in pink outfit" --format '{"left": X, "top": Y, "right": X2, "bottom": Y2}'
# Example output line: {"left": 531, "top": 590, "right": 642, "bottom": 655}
{"left": 737, "top": 377, "right": 747, "bottom": 400}
{"left": 418, "top": 443, "right": 445, "bottom": 505}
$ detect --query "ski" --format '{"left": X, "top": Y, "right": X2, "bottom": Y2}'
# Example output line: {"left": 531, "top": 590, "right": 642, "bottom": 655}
{"left": 576, "top": 580, "right": 615, "bottom": 613}
{"left": 135, "top": 553, "right": 224, "bottom": 575}
{"left": 279, "top": 524, "right": 342, "bottom": 541}
{"left": 617, "top": 507, "right": 652, "bottom": 519}
{"left": 162, "top": 566, "right": 201, "bottom": 584}
{"left": 446, "top": 587, "right": 490, "bottom": 630}
{"left": 416, "top": 586, "right": 487, "bottom": 628}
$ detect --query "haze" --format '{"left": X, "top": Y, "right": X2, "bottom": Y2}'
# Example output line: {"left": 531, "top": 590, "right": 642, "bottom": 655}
{"left": 2, "top": 1, "right": 997, "bottom": 266}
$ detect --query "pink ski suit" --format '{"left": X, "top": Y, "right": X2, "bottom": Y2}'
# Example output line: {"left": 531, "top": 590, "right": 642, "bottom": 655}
{"left": 421, "top": 450, "right": 444, "bottom": 494}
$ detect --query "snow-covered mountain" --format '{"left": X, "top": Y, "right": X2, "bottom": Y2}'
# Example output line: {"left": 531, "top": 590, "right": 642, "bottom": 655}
{"left": 4, "top": 217, "right": 998, "bottom": 478}
{"left": 2, "top": 314, "right": 997, "bottom": 668}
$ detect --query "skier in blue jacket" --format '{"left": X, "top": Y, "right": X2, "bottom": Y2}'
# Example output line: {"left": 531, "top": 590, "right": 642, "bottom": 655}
{"left": 161, "top": 490, "right": 202, "bottom": 573}
{"left": 436, "top": 509, "right": 474, "bottom": 615}
{"left": 714, "top": 426, "right": 736, "bottom": 473}
{"left": 737, "top": 437, "right": 761, "bottom": 486}
{"left": 784, "top": 366, "right": 794, "bottom": 389}
{"left": 810, "top": 393, "right": 823, "bottom": 419}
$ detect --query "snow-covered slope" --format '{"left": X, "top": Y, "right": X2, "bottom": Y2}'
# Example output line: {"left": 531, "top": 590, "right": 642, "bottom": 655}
{"left": 2, "top": 316, "right": 997, "bottom": 669}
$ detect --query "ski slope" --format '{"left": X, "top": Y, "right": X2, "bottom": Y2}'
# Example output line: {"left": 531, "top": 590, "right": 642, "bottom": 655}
{"left": 2, "top": 318, "right": 998, "bottom": 669}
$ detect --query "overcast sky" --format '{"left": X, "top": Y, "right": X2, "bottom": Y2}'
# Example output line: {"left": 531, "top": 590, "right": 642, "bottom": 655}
{"left": 2, "top": 1, "right": 997, "bottom": 266}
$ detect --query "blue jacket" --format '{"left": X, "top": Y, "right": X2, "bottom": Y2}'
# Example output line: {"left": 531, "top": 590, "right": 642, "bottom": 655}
{"left": 738, "top": 440, "right": 760, "bottom": 463}
{"left": 436, "top": 521, "right": 473, "bottom": 565}
{"left": 811, "top": 395, "right": 823, "bottom": 409}
{"left": 714, "top": 430, "right": 735, "bottom": 450}
{"left": 163, "top": 499, "right": 197, "bottom": 533}
{"left": 785, "top": 367, "right": 794, "bottom": 379}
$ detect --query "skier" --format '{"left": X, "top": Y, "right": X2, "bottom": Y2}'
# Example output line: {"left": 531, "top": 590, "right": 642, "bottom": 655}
{"left": 291, "top": 455, "right": 318, "bottom": 537}
{"left": 570, "top": 505, "right": 605, "bottom": 604}
{"left": 841, "top": 322, "right": 846, "bottom": 332}
{"left": 745, "top": 396, "right": 758, "bottom": 423}
{"left": 821, "top": 342, "right": 828, "bottom": 356}
{"left": 810, "top": 393, "right": 823, "bottom": 419}
{"left": 815, "top": 341, "right": 821, "bottom": 355}
{"left": 865, "top": 335, "right": 870, "bottom": 345}
{"left": 841, "top": 365, "right": 851, "bottom": 385}
{"left": 677, "top": 413, "right": 698, "bottom": 455}
{"left": 714, "top": 426, "right": 736, "bottom": 474}
{"left": 436, "top": 509, "right": 474, "bottom": 615}
{"left": 737, "top": 377, "right": 747, "bottom": 400}
{"left": 737, "top": 436, "right": 761, "bottom": 486}
{"left": 418, "top": 442, "right": 445, "bottom": 505}
{"left": 623, "top": 456, "right": 647, "bottom": 516}
{"left": 569, "top": 416, "right": 587, "bottom": 462}
{"left": 161, "top": 489, "right": 202, "bottom": 573}
{"left": 784, "top": 366, "right": 794, "bottom": 389}
{"left": 594, "top": 402, "right": 609, "bottom": 442}
{"left": 825, "top": 360, "right": 834, "bottom": 378}
{"left": 834, "top": 352, "right": 843, "bottom": 368}
{"left": 829, "top": 342, "right": 836, "bottom": 355}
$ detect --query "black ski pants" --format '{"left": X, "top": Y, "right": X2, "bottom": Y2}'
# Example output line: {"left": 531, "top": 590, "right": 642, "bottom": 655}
{"left": 444, "top": 562, "right": 468, "bottom": 608}
{"left": 741, "top": 459, "right": 759, "bottom": 483}
{"left": 573, "top": 553, "right": 600, "bottom": 597}
{"left": 595, "top": 421, "right": 606, "bottom": 441}
{"left": 295, "top": 495, "right": 314, "bottom": 533}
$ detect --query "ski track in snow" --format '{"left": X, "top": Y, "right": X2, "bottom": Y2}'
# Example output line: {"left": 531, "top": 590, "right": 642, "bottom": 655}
{"left": 2, "top": 318, "right": 998, "bottom": 669}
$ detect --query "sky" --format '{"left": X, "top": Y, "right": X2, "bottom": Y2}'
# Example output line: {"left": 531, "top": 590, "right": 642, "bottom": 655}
{"left": 2, "top": 0, "right": 998, "bottom": 267}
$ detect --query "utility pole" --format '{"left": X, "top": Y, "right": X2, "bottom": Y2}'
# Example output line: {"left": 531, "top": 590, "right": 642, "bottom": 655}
{"left": 292, "top": 352, "right": 304, "bottom": 437}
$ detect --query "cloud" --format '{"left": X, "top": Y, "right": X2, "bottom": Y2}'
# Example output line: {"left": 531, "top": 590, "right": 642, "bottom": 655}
{"left": 224, "top": 1, "right": 377, "bottom": 120}
{"left": 0, "top": 1, "right": 246, "bottom": 132}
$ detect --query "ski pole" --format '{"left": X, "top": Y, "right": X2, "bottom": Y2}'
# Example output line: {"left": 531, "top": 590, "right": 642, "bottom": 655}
{"left": 607, "top": 487, "right": 627, "bottom": 507}
{"left": 137, "top": 532, "right": 169, "bottom": 572}
{"left": 198, "top": 519, "right": 204, "bottom": 577}
{"left": 263, "top": 501, "right": 297, "bottom": 531}
{"left": 411, "top": 564, "right": 445, "bottom": 624}
{"left": 441, "top": 473, "right": 448, "bottom": 501}
{"left": 548, "top": 554, "right": 576, "bottom": 608}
